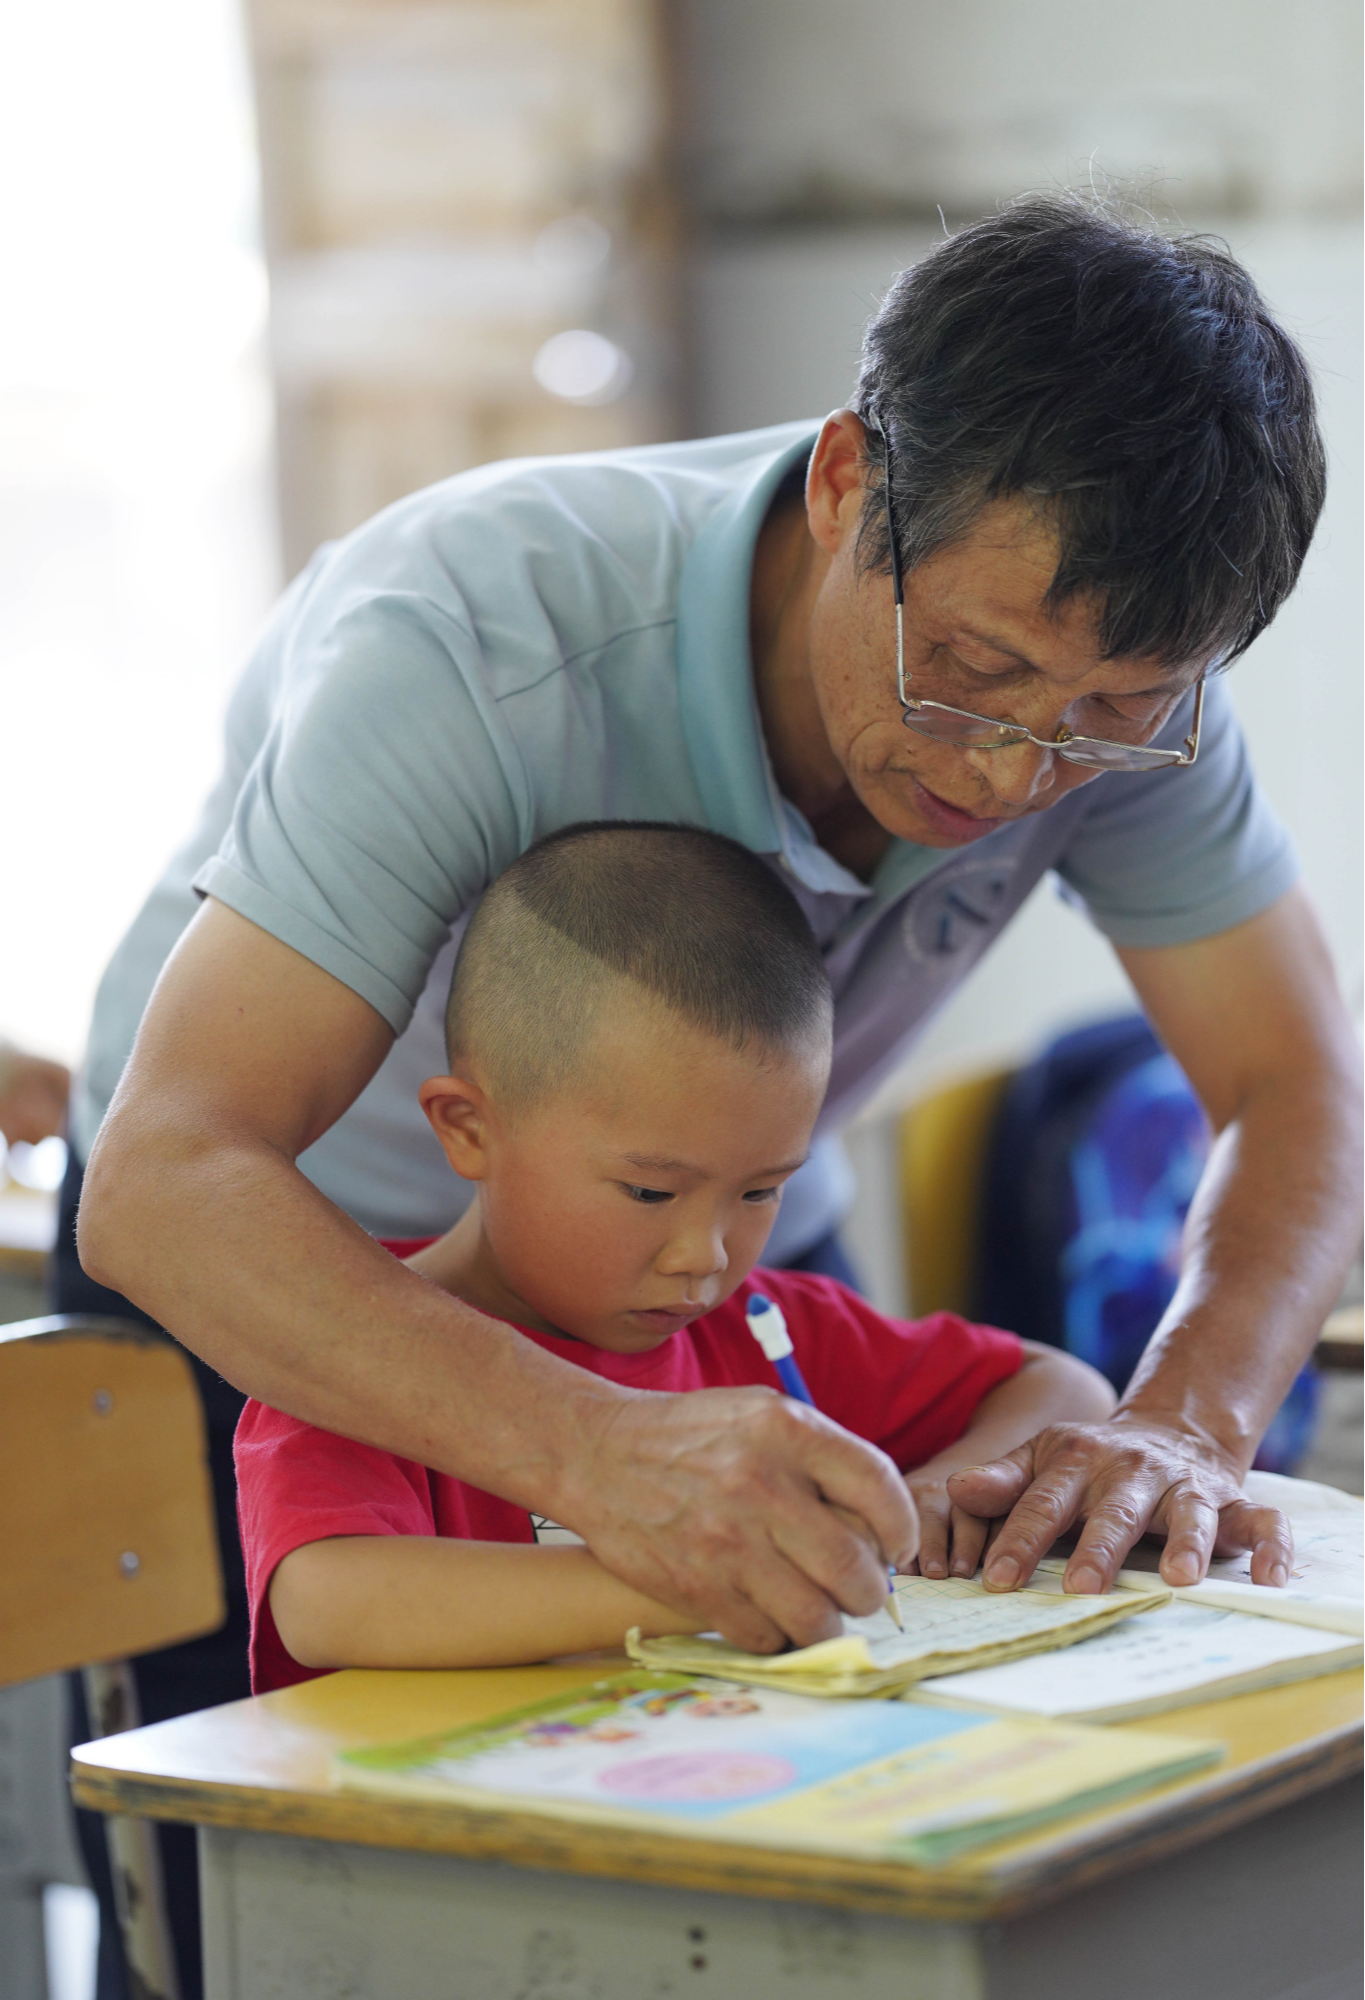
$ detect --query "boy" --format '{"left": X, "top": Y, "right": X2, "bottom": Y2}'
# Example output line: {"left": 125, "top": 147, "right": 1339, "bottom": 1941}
{"left": 236, "top": 823, "right": 1113, "bottom": 1691}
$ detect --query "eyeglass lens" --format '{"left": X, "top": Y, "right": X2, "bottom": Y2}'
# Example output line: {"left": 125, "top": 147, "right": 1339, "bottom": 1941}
{"left": 900, "top": 708, "right": 1179, "bottom": 771}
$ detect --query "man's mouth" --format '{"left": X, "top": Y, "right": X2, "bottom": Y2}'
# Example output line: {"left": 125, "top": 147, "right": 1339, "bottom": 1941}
{"left": 910, "top": 779, "right": 1012, "bottom": 842}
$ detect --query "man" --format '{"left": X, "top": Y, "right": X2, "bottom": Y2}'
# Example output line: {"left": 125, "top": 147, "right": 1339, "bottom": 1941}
{"left": 75, "top": 192, "right": 1359, "bottom": 1668}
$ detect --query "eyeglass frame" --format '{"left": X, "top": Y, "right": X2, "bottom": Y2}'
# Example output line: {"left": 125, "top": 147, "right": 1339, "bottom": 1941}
{"left": 873, "top": 422, "right": 1205, "bottom": 773}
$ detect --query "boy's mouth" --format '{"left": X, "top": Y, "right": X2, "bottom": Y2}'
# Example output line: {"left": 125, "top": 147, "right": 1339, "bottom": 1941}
{"left": 629, "top": 1304, "right": 708, "bottom": 1336}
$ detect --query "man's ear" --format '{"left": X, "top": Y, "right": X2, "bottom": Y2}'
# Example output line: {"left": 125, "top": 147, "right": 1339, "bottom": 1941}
{"left": 806, "top": 410, "right": 869, "bottom": 558}
{"left": 419, "top": 1072, "right": 493, "bottom": 1182}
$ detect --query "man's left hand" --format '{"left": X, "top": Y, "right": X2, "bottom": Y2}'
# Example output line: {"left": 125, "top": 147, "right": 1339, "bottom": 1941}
{"left": 946, "top": 1413, "right": 1293, "bottom": 1594}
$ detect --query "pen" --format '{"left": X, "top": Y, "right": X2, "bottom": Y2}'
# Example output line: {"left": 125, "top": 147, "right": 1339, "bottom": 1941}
{"left": 744, "top": 1291, "right": 904, "bottom": 1631}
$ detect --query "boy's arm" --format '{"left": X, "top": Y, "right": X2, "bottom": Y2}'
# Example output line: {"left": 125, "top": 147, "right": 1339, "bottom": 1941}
{"left": 904, "top": 1344, "right": 1115, "bottom": 1583}
{"left": 269, "top": 1535, "right": 706, "bottom": 1673}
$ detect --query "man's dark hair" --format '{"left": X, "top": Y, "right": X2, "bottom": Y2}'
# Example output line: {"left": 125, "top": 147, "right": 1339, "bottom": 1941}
{"left": 854, "top": 191, "right": 1326, "bottom": 666}
{"left": 446, "top": 822, "right": 832, "bottom": 1100}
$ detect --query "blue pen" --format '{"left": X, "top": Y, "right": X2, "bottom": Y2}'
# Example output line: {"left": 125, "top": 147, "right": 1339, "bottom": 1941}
{"left": 745, "top": 1292, "right": 904, "bottom": 1630}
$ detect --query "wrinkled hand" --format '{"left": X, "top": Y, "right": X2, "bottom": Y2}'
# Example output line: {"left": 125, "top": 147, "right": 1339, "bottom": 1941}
{"left": 558, "top": 1385, "right": 920, "bottom": 1653}
{"left": 945, "top": 1415, "right": 1293, "bottom": 1594}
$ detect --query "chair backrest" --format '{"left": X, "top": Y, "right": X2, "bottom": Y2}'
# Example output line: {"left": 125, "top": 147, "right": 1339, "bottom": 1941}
{"left": 897, "top": 1065, "right": 1014, "bottom": 1316}
{"left": 0, "top": 1316, "right": 224, "bottom": 1689}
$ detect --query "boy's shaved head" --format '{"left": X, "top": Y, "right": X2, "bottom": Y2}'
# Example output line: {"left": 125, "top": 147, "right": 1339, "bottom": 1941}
{"left": 446, "top": 822, "right": 832, "bottom": 1102}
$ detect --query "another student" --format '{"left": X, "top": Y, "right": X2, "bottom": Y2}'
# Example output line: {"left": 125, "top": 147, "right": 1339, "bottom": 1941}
{"left": 235, "top": 823, "right": 1113, "bottom": 1691}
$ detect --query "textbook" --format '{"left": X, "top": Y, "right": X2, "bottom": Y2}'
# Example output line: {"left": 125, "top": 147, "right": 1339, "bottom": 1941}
{"left": 912, "top": 1599, "right": 1362, "bottom": 1724}
{"left": 334, "top": 1671, "right": 1220, "bottom": 1866}
{"left": 625, "top": 1572, "right": 1168, "bottom": 1697}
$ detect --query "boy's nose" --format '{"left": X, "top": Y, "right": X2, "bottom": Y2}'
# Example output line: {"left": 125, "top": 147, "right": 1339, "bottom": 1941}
{"left": 657, "top": 1217, "right": 728, "bottom": 1285}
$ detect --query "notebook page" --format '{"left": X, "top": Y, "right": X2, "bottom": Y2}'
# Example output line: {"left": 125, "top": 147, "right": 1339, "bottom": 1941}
{"left": 628, "top": 1574, "right": 1166, "bottom": 1693}
{"left": 915, "top": 1599, "right": 1357, "bottom": 1721}
{"left": 1083, "top": 1471, "right": 1363, "bottom": 1634}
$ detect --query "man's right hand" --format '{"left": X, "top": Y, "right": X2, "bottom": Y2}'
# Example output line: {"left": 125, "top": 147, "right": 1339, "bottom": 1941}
{"left": 555, "top": 1384, "right": 920, "bottom": 1652}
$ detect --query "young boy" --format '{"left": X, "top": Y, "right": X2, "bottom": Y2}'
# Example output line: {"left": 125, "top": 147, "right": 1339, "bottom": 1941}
{"left": 236, "top": 823, "right": 1113, "bottom": 1692}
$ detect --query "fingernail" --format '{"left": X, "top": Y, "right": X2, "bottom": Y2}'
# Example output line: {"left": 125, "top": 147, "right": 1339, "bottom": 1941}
{"left": 1068, "top": 1564, "right": 1104, "bottom": 1594}
{"left": 1270, "top": 1562, "right": 1288, "bottom": 1588}
{"left": 952, "top": 1558, "right": 973, "bottom": 1577}
{"left": 922, "top": 1558, "right": 946, "bottom": 1578}
{"left": 1165, "top": 1553, "right": 1198, "bottom": 1587}
{"left": 984, "top": 1556, "right": 1019, "bottom": 1592}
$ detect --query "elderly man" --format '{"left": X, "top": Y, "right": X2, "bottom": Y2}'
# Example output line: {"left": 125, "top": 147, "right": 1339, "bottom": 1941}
{"left": 74, "top": 193, "right": 1359, "bottom": 1676}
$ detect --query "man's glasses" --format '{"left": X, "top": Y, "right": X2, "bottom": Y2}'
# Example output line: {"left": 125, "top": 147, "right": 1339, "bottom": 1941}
{"left": 876, "top": 428, "right": 1204, "bottom": 773}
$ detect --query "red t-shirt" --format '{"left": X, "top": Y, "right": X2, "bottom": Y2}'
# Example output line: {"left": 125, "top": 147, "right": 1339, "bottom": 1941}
{"left": 235, "top": 1263, "right": 1022, "bottom": 1692}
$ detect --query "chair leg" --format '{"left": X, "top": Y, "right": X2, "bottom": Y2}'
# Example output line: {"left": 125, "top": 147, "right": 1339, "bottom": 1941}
{"left": 82, "top": 1663, "right": 182, "bottom": 2000}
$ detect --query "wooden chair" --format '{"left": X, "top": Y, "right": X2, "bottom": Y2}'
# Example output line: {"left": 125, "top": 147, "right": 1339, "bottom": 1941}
{"left": 0, "top": 1315, "right": 225, "bottom": 2000}
{"left": 897, "top": 1065, "right": 1014, "bottom": 1316}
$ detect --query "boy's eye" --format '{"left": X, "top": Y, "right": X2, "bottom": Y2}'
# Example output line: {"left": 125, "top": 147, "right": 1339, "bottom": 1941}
{"left": 622, "top": 1184, "right": 672, "bottom": 1205}
{"left": 742, "top": 1186, "right": 780, "bottom": 1205}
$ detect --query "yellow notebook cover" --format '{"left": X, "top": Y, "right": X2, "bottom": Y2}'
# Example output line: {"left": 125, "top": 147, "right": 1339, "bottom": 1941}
{"left": 627, "top": 1573, "right": 1168, "bottom": 1696}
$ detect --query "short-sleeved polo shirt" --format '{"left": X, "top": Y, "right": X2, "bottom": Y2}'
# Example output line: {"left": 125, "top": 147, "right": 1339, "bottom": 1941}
{"left": 74, "top": 423, "right": 1297, "bottom": 1254}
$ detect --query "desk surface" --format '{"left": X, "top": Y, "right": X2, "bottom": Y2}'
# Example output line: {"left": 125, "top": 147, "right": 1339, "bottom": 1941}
{"left": 72, "top": 1655, "right": 1362, "bottom": 1922}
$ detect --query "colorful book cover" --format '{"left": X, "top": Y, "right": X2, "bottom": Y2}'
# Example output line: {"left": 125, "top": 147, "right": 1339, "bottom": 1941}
{"left": 335, "top": 1671, "right": 1220, "bottom": 1865}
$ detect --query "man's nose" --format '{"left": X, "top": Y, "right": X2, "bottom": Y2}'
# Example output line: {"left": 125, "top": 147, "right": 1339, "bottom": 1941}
{"left": 966, "top": 737, "right": 1059, "bottom": 807}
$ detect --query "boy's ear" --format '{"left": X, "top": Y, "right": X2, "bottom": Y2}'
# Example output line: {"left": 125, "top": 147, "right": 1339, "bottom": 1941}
{"left": 419, "top": 1073, "right": 493, "bottom": 1181}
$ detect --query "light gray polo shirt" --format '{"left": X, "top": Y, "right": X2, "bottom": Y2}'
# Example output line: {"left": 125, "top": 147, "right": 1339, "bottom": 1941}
{"left": 74, "top": 423, "right": 1298, "bottom": 1257}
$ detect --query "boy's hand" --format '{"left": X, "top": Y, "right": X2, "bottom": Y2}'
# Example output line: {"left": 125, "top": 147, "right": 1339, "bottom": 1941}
{"left": 901, "top": 1465, "right": 999, "bottom": 1580}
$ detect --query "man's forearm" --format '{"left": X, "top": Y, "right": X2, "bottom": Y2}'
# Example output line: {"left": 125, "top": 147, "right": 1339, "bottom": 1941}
{"left": 80, "top": 1116, "right": 623, "bottom": 1507}
{"left": 1120, "top": 1062, "right": 1362, "bottom": 1463}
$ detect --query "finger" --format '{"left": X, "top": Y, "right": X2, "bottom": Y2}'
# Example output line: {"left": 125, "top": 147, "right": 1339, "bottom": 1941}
{"left": 1154, "top": 1487, "right": 1221, "bottom": 1588}
{"left": 1212, "top": 1501, "right": 1294, "bottom": 1587}
{"left": 806, "top": 1423, "right": 921, "bottom": 1572}
{"left": 948, "top": 1506, "right": 990, "bottom": 1578}
{"left": 946, "top": 1443, "right": 1037, "bottom": 1520}
{"left": 702, "top": 1543, "right": 849, "bottom": 1653}
{"left": 980, "top": 1458, "right": 1095, "bottom": 1591}
{"left": 912, "top": 1491, "right": 953, "bottom": 1579}
{"left": 1061, "top": 1474, "right": 1168, "bottom": 1593}
{"left": 771, "top": 1494, "right": 896, "bottom": 1625}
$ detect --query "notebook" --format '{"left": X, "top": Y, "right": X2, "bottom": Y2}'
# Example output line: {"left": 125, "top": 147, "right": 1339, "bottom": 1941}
{"left": 335, "top": 1669, "right": 1221, "bottom": 1866}
{"left": 1095, "top": 1471, "right": 1363, "bottom": 1636}
{"left": 911, "top": 1597, "right": 1361, "bottom": 1723}
{"left": 624, "top": 1572, "right": 1168, "bottom": 1697}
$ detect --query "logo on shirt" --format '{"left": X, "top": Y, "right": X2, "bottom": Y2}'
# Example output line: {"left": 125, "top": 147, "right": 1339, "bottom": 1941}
{"left": 901, "top": 857, "right": 1019, "bottom": 963}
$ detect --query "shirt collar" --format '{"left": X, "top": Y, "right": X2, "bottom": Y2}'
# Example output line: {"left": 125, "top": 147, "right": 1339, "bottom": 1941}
{"left": 675, "top": 423, "right": 868, "bottom": 900}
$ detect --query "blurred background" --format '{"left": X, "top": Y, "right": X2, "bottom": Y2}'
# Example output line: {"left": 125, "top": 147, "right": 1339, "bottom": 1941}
{"left": 1, "top": 8, "right": 1360, "bottom": 1987}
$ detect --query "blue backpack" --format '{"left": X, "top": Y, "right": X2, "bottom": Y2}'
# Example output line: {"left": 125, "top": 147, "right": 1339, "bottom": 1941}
{"left": 976, "top": 1014, "right": 1317, "bottom": 1475}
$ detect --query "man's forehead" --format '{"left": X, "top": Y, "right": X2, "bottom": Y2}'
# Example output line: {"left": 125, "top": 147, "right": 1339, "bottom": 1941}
{"left": 933, "top": 498, "right": 1211, "bottom": 689}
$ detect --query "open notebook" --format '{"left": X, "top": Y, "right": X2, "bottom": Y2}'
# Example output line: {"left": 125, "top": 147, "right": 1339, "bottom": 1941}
{"left": 913, "top": 1473, "right": 1363, "bottom": 1723}
{"left": 626, "top": 1572, "right": 1168, "bottom": 1697}
{"left": 1095, "top": 1471, "right": 1363, "bottom": 1636}
{"left": 335, "top": 1670, "right": 1221, "bottom": 1867}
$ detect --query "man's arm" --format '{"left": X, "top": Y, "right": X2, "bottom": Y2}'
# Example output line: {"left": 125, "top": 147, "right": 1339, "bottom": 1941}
{"left": 949, "top": 885, "right": 1362, "bottom": 1592}
{"left": 80, "top": 897, "right": 917, "bottom": 1650}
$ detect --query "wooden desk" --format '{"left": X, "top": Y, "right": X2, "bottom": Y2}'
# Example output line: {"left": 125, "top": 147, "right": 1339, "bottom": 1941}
{"left": 74, "top": 1660, "right": 1362, "bottom": 2000}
